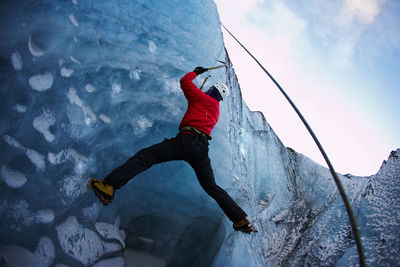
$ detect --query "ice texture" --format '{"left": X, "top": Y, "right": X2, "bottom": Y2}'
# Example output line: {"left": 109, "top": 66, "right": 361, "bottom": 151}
{"left": 28, "top": 35, "right": 46, "bottom": 57}
{"left": 1, "top": 165, "right": 27, "bottom": 188}
{"left": 3, "top": 135, "right": 46, "bottom": 171}
{"left": 92, "top": 257, "right": 125, "bottom": 267}
{"left": 56, "top": 216, "right": 122, "bottom": 265}
{"left": 0, "top": 200, "right": 54, "bottom": 230}
{"left": 13, "top": 104, "right": 27, "bottom": 113}
{"left": 0, "top": 236, "right": 55, "bottom": 267}
{"left": 60, "top": 67, "right": 74, "bottom": 77}
{"left": 33, "top": 109, "right": 56, "bottom": 142}
{"left": 11, "top": 51, "right": 23, "bottom": 70}
{"left": 0, "top": 0, "right": 398, "bottom": 266}
{"left": 28, "top": 73, "right": 54, "bottom": 91}
{"left": 95, "top": 216, "right": 126, "bottom": 248}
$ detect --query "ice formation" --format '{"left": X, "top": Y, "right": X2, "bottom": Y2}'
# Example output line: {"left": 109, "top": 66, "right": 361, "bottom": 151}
{"left": 1, "top": 165, "right": 27, "bottom": 188}
{"left": 0, "top": 0, "right": 398, "bottom": 266}
{"left": 28, "top": 73, "right": 54, "bottom": 92}
{"left": 11, "top": 51, "right": 23, "bottom": 71}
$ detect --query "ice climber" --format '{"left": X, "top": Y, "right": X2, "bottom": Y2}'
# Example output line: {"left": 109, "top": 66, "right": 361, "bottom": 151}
{"left": 88, "top": 67, "right": 254, "bottom": 233}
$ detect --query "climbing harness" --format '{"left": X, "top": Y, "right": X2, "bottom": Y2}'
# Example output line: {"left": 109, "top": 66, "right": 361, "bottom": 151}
{"left": 221, "top": 23, "right": 366, "bottom": 267}
{"left": 200, "top": 45, "right": 226, "bottom": 90}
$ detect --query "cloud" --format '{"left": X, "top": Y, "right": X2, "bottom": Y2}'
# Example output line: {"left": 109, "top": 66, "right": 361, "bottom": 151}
{"left": 329, "top": 0, "right": 385, "bottom": 68}
{"left": 340, "top": 0, "right": 384, "bottom": 25}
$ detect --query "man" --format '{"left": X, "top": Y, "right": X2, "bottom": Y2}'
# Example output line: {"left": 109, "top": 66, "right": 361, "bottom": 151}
{"left": 88, "top": 67, "right": 254, "bottom": 233}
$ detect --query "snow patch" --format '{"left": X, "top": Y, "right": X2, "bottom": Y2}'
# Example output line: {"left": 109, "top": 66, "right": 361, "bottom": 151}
{"left": 70, "top": 56, "right": 82, "bottom": 65}
{"left": 0, "top": 236, "right": 55, "bottom": 267}
{"left": 148, "top": 41, "right": 157, "bottom": 54}
{"left": 60, "top": 67, "right": 74, "bottom": 77}
{"left": 111, "top": 82, "right": 121, "bottom": 93}
{"left": 48, "top": 148, "right": 89, "bottom": 175}
{"left": 67, "top": 87, "right": 97, "bottom": 125}
{"left": 28, "top": 73, "right": 54, "bottom": 92}
{"left": 85, "top": 84, "right": 96, "bottom": 92}
{"left": 33, "top": 109, "right": 56, "bottom": 142}
{"left": 138, "top": 116, "right": 153, "bottom": 129}
{"left": 129, "top": 69, "right": 141, "bottom": 81}
{"left": 59, "top": 175, "right": 87, "bottom": 204}
{"left": 11, "top": 51, "right": 23, "bottom": 70}
{"left": 69, "top": 14, "right": 79, "bottom": 27}
{"left": 14, "top": 104, "right": 27, "bottom": 113}
{"left": 132, "top": 115, "right": 153, "bottom": 136}
{"left": 56, "top": 216, "right": 122, "bottom": 265}
{"left": 163, "top": 77, "right": 180, "bottom": 94}
{"left": 99, "top": 114, "right": 111, "bottom": 123}
{"left": 0, "top": 165, "right": 27, "bottom": 188}
{"left": 3, "top": 135, "right": 46, "bottom": 171}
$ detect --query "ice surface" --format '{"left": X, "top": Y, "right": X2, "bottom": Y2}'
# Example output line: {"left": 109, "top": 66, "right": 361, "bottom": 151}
{"left": 28, "top": 35, "right": 46, "bottom": 57}
{"left": 0, "top": 199, "right": 54, "bottom": 230}
{"left": 13, "top": 104, "right": 27, "bottom": 113}
{"left": 92, "top": 257, "right": 125, "bottom": 267}
{"left": 1, "top": 165, "right": 27, "bottom": 188}
{"left": 56, "top": 216, "right": 122, "bottom": 265}
{"left": 0, "top": 236, "right": 55, "bottom": 267}
{"left": 85, "top": 84, "right": 96, "bottom": 93}
{"left": 68, "top": 14, "right": 79, "bottom": 27}
{"left": 60, "top": 67, "right": 74, "bottom": 77}
{"left": 95, "top": 216, "right": 126, "bottom": 248}
{"left": 67, "top": 87, "right": 97, "bottom": 125}
{"left": 11, "top": 51, "right": 23, "bottom": 70}
{"left": 28, "top": 73, "right": 54, "bottom": 91}
{"left": 0, "top": 0, "right": 398, "bottom": 266}
{"left": 33, "top": 109, "right": 56, "bottom": 142}
{"left": 3, "top": 135, "right": 46, "bottom": 171}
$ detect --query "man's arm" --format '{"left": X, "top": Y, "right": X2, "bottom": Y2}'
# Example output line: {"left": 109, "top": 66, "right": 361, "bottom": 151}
{"left": 180, "top": 67, "right": 207, "bottom": 100}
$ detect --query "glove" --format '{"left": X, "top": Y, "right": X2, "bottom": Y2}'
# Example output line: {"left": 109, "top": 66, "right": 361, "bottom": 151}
{"left": 193, "top": 66, "right": 208, "bottom": 75}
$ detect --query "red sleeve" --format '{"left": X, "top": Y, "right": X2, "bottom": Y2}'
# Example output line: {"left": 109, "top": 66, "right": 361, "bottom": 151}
{"left": 180, "top": 72, "right": 203, "bottom": 100}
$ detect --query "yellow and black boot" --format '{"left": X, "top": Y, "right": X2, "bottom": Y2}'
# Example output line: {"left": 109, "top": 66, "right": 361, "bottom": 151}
{"left": 233, "top": 216, "right": 256, "bottom": 234}
{"left": 88, "top": 178, "right": 114, "bottom": 206}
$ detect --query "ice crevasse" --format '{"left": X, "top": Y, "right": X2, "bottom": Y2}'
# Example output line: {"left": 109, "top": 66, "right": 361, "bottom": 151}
{"left": 0, "top": 0, "right": 399, "bottom": 266}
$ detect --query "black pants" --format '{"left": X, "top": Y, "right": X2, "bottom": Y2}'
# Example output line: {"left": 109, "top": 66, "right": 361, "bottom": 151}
{"left": 104, "top": 132, "right": 247, "bottom": 223}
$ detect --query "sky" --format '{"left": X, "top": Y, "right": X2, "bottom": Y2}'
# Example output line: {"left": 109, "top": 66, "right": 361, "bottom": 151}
{"left": 214, "top": 0, "right": 400, "bottom": 176}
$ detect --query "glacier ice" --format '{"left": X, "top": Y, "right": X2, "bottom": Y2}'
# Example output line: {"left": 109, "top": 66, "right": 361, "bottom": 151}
{"left": 0, "top": 236, "right": 55, "bottom": 267}
{"left": 56, "top": 216, "right": 122, "bottom": 265}
{"left": 1, "top": 165, "right": 27, "bottom": 188}
{"left": 0, "top": 0, "right": 399, "bottom": 266}
{"left": 28, "top": 73, "right": 55, "bottom": 92}
{"left": 11, "top": 51, "right": 23, "bottom": 71}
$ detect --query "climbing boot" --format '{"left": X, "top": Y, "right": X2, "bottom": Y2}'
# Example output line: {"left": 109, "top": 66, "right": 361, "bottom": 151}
{"left": 233, "top": 216, "right": 256, "bottom": 234}
{"left": 87, "top": 178, "right": 114, "bottom": 206}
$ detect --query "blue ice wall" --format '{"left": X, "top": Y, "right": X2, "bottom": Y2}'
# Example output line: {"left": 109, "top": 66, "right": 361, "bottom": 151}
{"left": 0, "top": 0, "right": 240, "bottom": 266}
{"left": 1, "top": 0, "right": 399, "bottom": 266}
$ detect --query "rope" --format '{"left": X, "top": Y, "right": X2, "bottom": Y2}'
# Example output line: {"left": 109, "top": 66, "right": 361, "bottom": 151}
{"left": 221, "top": 23, "right": 366, "bottom": 267}
{"left": 200, "top": 44, "right": 225, "bottom": 90}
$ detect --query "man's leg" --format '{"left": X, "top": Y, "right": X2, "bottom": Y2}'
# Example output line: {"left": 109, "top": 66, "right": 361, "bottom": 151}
{"left": 189, "top": 157, "right": 247, "bottom": 223}
{"left": 104, "top": 137, "right": 182, "bottom": 189}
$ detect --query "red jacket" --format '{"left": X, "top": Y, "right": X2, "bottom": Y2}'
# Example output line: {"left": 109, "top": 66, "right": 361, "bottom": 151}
{"left": 179, "top": 72, "right": 220, "bottom": 137}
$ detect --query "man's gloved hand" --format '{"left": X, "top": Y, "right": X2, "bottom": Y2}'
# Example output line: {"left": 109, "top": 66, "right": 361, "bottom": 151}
{"left": 193, "top": 66, "right": 208, "bottom": 75}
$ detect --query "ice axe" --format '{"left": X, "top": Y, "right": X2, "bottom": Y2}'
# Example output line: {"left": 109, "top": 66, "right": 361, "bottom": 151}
{"left": 206, "top": 64, "right": 226, "bottom": 70}
{"left": 200, "top": 63, "right": 227, "bottom": 90}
